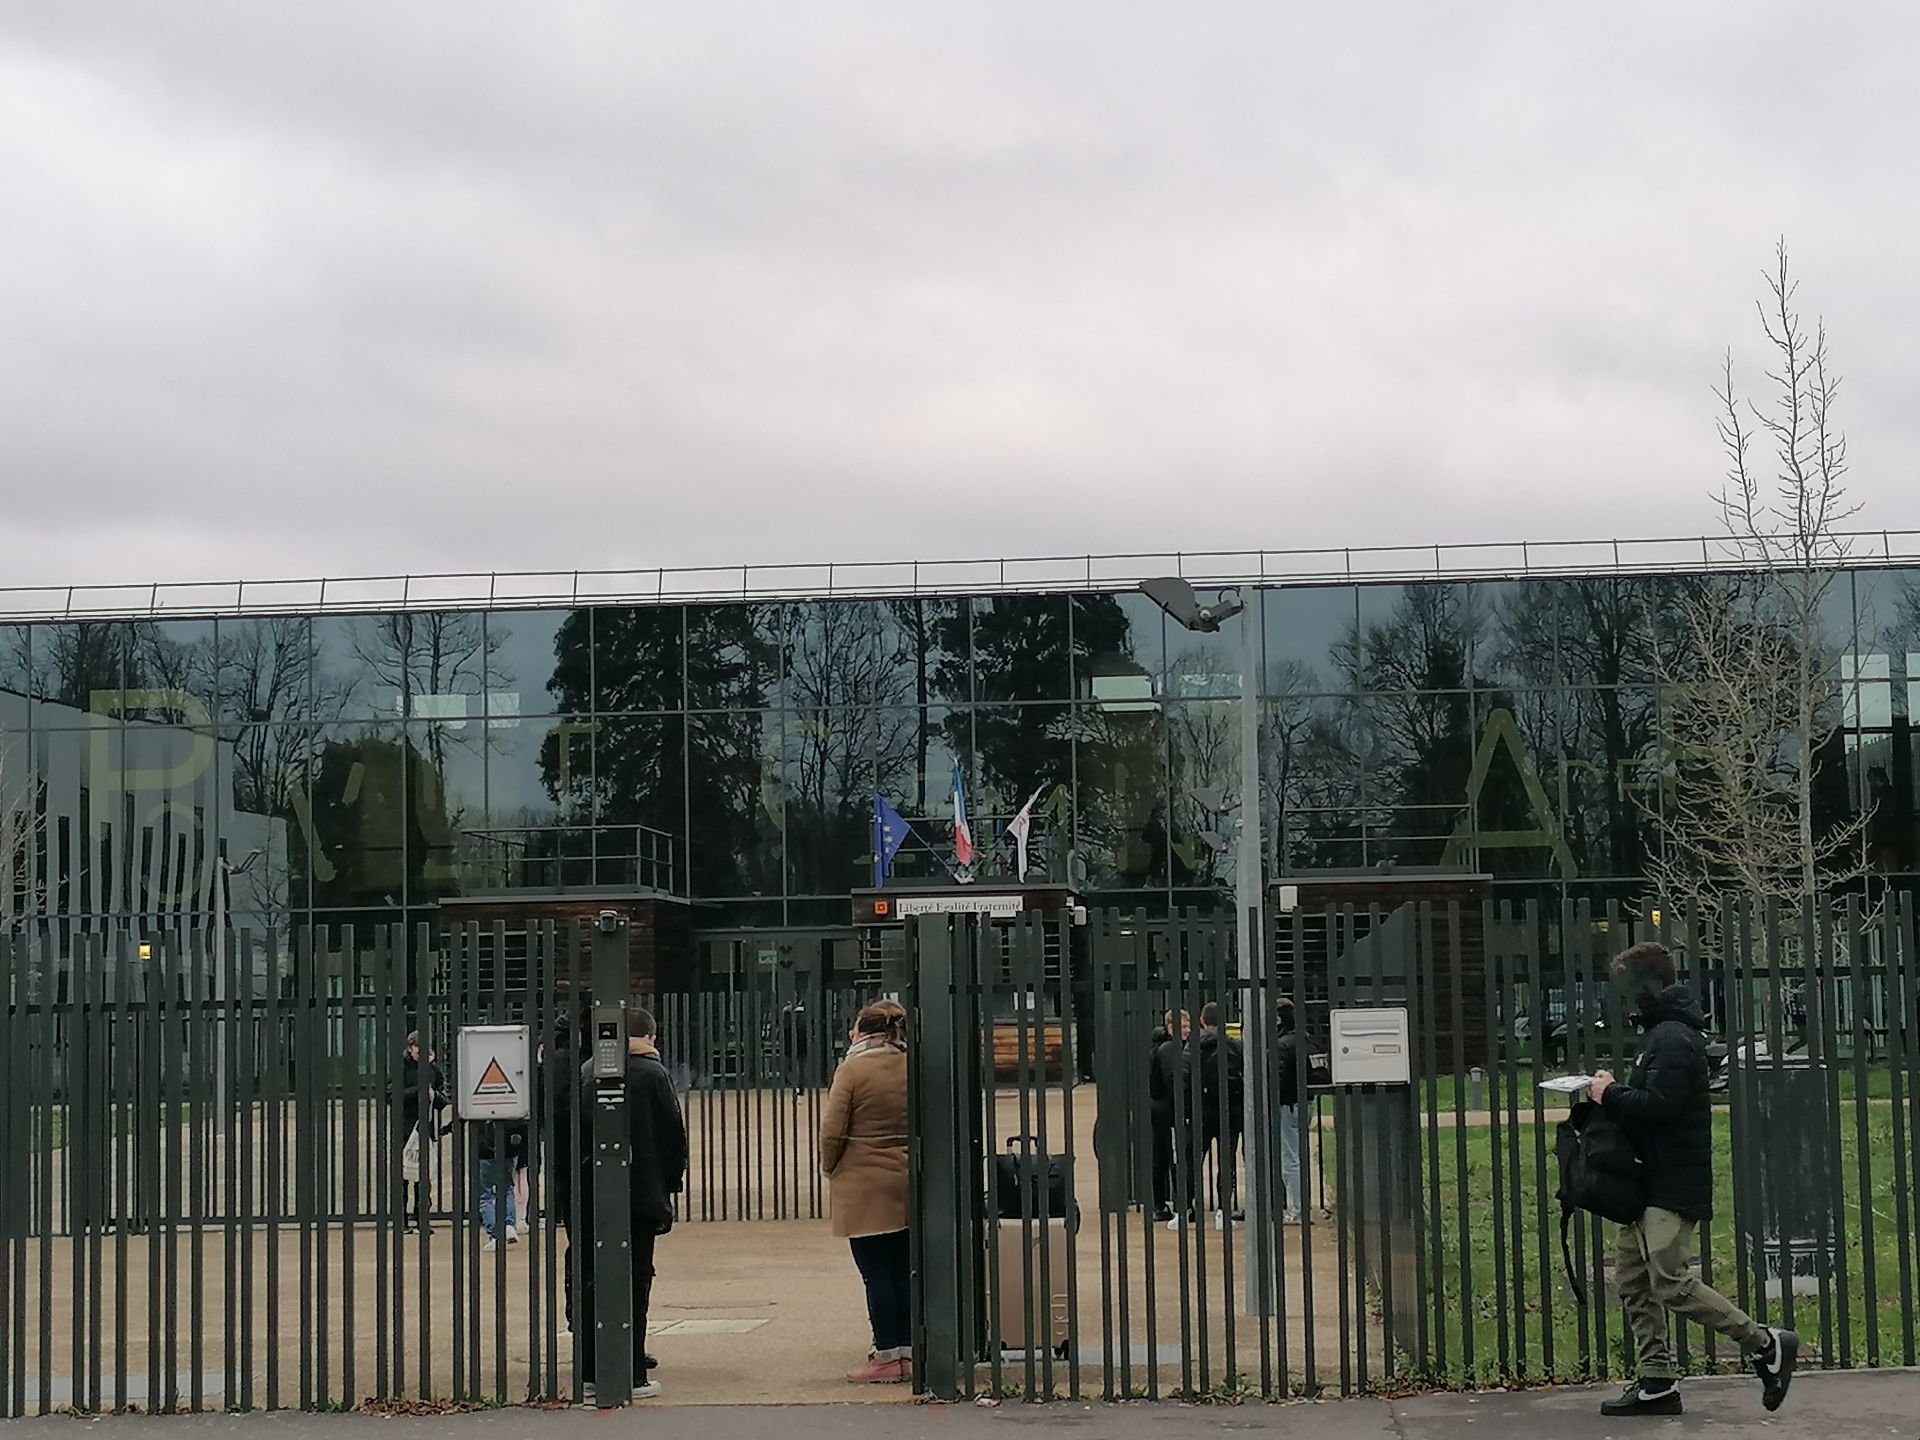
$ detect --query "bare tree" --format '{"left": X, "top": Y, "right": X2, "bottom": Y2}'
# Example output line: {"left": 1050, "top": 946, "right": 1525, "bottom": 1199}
{"left": 0, "top": 735, "right": 45, "bottom": 925}
{"left": 1652, "top": 241, "right": 1870, "bottom": 913}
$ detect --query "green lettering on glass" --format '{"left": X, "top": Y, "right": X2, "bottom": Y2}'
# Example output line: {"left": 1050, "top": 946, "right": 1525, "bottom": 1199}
{"left": 1443, "top": 707, "right": 1578, "bottom": 878}
{"left": 88, "top": 690, "right": 217, "bottom": 792}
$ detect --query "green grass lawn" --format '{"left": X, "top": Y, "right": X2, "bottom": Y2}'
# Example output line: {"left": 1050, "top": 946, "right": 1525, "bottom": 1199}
{"left": 1383, "top": 1089, "right": 1918, "bottom": 1386}
{"left": 1413, "top": 1062, "right": 1904, "bottom": 1115}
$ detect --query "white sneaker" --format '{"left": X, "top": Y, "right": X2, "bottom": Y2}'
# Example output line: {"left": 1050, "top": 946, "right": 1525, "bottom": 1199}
{"left": 633, "top": 1381, "right": 661, "bottom": 1400}
{"left": 482, "top": 1237, "right": 498, "bottom": 1253}
{"left": 506, "top": 1225, "right": 520, "bottom": 1244}
{"left": 1283, "top": 1211, "right": 1302, "bottom": 1225}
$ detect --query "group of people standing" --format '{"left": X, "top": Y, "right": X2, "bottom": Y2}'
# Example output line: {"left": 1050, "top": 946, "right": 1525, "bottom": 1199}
{"left": 388, "top": 999, "right": 904, "bottom": 1398}
{"left": 1147, "top": 998, "right": 1308, "bottom": 1226}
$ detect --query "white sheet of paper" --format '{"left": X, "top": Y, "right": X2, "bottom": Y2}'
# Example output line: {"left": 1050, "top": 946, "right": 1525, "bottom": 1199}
{"left": 1538, "top": 1074, "right": 1596, "bottom": 1094}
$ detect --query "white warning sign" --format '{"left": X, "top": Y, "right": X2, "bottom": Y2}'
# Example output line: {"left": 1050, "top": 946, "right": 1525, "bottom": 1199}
{"left": 457, "top": 1025, "right": 531, "bottom": 1121}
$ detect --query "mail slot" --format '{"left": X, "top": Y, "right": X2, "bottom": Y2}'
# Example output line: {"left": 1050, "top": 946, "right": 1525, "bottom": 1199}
{"left": 1328, "top": 1006, "right": 1412, "bottom": 1086}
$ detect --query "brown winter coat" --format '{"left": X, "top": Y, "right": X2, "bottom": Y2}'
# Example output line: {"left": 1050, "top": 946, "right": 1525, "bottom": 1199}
{"left": 820, "top": 1042, "right": 910, "bottom": 1239}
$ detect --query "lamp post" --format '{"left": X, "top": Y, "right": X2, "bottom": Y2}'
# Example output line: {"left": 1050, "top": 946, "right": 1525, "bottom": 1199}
{"left": 1140, "top": 578, "right": 1270, "bottom": 1319}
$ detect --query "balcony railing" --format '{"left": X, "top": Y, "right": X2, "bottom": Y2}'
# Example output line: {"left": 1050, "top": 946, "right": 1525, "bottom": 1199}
{"left": 5, "top": 529, "right": 1919, "bottom": 621}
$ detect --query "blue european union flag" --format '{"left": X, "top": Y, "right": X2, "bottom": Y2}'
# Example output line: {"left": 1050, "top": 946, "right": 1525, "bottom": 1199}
{"left": 872, "top": 795, "right": 912, "bottom": 888}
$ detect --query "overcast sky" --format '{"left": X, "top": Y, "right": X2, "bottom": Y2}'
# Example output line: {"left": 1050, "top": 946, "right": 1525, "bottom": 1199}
{"left": 2, "top": 2, "right": 1915, "bottom": 593}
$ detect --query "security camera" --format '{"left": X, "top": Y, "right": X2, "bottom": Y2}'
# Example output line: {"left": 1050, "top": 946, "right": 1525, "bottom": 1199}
{"left": 1191, "top": 786, "right": 1241, "bottom": 816}
{"left": 1140, "top": 577, "right": 1248, "bottom": 634}
{"left": 596, "top": 910, "right": 625, "bottom": 934}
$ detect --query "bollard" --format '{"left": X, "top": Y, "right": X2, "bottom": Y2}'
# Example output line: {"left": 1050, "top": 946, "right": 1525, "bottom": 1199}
{"left": 1467, "top": 1066, "right": 1487, "bottom": 1113}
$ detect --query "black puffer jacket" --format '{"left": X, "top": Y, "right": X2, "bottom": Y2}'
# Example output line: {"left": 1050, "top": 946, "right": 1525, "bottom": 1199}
{"left": 1599, "top": 984, "right": 1714, "bottom": 1221}
{"left": 1148, "top": 1028, "right": 1184, "bottom": 1117}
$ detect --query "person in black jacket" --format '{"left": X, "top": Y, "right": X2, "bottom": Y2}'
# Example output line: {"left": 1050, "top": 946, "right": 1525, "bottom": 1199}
{"left": 1272, "top": 998, "right": 1304, "bottom": 1222}
{"left": 1189, "top": 1003, "right": 1245, "bottom": 1222}
{"left": 576, "top": 1006, "right": 688, "bottom": 1400}
{"left": 782, "top": 1001, "right": 810, "bottom": 1095}
{"left": 1590, "top": 943, "right": 1798, "bottom": 1417}
{"left": 1147, "top": 1011, "right": 1190, "bottom": 1222}
{"left": 394, "top": 1032, "right": 448, "bottom": 1232}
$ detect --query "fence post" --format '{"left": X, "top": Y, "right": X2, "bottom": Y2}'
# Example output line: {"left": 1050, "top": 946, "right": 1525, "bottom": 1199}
{"left": 909, "top": 916, "right": 979, "bottom": 1400}
{"left": 587, "top": 913, "right": 634, "bottom": 1405}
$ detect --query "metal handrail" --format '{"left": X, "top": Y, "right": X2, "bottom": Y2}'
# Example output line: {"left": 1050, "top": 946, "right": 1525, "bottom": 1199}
{"left": 2, "top": 529, "right": 1916, "bottom": 622}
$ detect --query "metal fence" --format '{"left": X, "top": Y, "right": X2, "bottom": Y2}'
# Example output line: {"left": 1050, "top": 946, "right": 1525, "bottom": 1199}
{"left": 0, "top": 921, "right": 862, "bottom": 1415}
{"left": 907, "top": 897, "right": 1920, "bottom": 1402}
{"left": 6, "top": 898, "right": 1917, "bottom": 1414}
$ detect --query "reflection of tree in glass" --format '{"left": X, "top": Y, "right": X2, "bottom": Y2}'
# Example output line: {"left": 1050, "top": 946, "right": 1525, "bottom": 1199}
{"left": 0, "top": 733, "right": 46, "bottom": 922}
{"left": 219, "top": 618, "right": 324, "bottom": 819}
{"left": 1261, "top": 661, "right": 1365, "bottom": 874}
{"left": 544, "top": 604, "right": 779, "bottom": 896}
{"left": 887, "top": 598, "right": 963, "bottom": 815}
{"left": 936, "top": 596, "right": 1134, "bottom": 881}
{"left": 1334, "top": 585, "right": 1548, "bottom": 867}
{"left": 350, "top": 612, "right": 508, "bottom": 772}
{"left": 1166, "top": 645, "right": 1238, "bottom": 885}
{"left": 1490, "top": 579, "right": 1673, "bottom": 877}
{"left": 1338, "top": 586, "right": 1478, "bottom": 863}
{"left": 940, "top": 593, "right": 1125, "bottom": 786}
{"left": 299, "top": 732, "right": 460, "bottom": 918}
{"left": 18, "top": 622, "right": 133, "bottom": 709}
{"left": 784, "top": 604, "right": 920, "bottom": 894}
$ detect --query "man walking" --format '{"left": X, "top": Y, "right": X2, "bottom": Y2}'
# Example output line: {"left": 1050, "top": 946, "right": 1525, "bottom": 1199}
{"left": 577, "top": 1007, "right": 688, "bottom": 1401}
{"left": 1590, "top": 942, "right": 1798, "bottom": 1417}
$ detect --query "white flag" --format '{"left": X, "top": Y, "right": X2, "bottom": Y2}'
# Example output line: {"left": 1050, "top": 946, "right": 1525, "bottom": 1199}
{"left": 1005, "top": 785, "right": 1046, "bottom": 879}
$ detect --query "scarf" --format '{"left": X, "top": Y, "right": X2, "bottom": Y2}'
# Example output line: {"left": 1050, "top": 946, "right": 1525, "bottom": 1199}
{"left": 846, "top": 1034, "right": 905, "bottom": 1060}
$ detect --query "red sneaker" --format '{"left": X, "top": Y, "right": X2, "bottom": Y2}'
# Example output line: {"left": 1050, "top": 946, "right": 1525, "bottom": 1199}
{"left": 845, "top": 1354, "right": 909, "bottom": 1385}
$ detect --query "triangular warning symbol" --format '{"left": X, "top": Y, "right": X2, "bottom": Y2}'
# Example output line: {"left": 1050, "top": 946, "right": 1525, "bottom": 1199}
{"left": 474, "top": 1057, "right": 517, "bottom": 1096}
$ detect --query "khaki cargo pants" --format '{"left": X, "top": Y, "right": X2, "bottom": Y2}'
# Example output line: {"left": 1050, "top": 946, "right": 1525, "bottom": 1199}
{"left": 1616, "top": 1208, "right": 1766, "bottom": 1380}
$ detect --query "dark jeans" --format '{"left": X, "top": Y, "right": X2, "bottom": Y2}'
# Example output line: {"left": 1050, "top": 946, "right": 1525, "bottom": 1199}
{"left": 1150, "top": 1107, "right": 1176, "bottom": 1213}
{"left": 578, "top": 1227, "right": 658, "bottom": 1386}
{"left": 1183, "top": 1121, "right": 1242, "bottom": 1213}
{"left": 849, "top": 1229, "right": 912, "bottom": 1355}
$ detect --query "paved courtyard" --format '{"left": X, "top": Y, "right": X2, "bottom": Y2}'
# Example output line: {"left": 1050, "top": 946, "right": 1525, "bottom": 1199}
{"left": 9, "top": 1086, "right": 1365, "bottom": 1410}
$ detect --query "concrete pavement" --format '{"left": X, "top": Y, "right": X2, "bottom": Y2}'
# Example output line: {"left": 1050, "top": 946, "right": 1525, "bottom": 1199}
{"left": 1, "top": 1370, "right": 1913, "bottom": 1438}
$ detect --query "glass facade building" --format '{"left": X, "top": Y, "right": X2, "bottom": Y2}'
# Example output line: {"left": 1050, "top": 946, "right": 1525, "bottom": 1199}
{"left": 2, "top": 565, "right": 1917, "bottom": 946}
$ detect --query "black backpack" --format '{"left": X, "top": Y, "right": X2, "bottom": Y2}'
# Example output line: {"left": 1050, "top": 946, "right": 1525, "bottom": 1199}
{"left": 1554, "top": 1098, "right": 1646, "bottom": 1302}
{"left": 992, "top": 1136, "right": 1080, "bottom": 1234}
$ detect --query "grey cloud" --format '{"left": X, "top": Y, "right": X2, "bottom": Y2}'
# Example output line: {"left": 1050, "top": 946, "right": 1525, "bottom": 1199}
{"left": 0, "top": 1, "right": 1915, "bottom": 592}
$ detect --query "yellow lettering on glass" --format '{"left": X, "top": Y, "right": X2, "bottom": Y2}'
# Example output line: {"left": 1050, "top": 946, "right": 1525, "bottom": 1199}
{"left": 88, "top": 690, "right": 217, "bottom": 792}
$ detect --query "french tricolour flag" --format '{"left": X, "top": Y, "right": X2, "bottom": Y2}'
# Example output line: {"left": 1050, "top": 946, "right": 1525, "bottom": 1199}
{"left": 951, "top": 767, "right": 975, "bottom": 869}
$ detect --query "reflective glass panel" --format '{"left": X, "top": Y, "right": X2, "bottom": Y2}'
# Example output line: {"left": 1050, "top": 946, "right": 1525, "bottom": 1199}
{"left": 688, "top": 710, "right": 781, "bottom": 897}
{"left": 592, "top": 605, "right": 687, "bottom": 712}
{"left": 1264, "top": 586, "right": 1358, "bottom": 695}
{"left": 485, "top": 608, "right": 581, "bottom": 722}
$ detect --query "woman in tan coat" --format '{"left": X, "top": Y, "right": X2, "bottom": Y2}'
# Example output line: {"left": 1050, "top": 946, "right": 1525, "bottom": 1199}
{"left": 820, "top": 1000, "right": 910, "bottom": 1384}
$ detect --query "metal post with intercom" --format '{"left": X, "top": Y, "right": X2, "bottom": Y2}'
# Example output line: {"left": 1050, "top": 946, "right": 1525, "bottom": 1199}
{"left": 1328, "top": 923, "right": 1421, "bottom": 1353}
{"left": 588, "top": 912, "right": 633, "bottom": 1405}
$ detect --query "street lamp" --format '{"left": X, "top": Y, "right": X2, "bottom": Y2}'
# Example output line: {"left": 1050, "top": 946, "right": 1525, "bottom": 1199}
{"left": 1139, "top": 577, "right": 1270, "bottom": 1319}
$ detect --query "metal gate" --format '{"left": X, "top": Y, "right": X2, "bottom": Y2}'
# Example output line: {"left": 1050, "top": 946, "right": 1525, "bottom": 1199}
{"left": 906, "top": 897, "right": 1920, "bottom": 1402}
